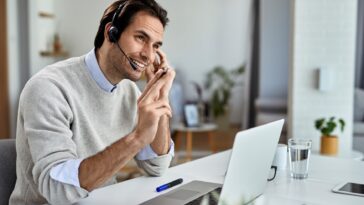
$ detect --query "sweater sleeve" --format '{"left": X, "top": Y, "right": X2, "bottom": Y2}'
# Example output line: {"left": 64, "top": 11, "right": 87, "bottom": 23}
{"left": 135, "top": 140, "right": 174, "bottom": 160}
{"left": 134, "top": 139, "right": 174, "bottom": 176}
{"left": 135, "top": 153, "right": 173, "bottom": 177}
{"left": 20, "top": 78, "right": 89, "bottom": 204}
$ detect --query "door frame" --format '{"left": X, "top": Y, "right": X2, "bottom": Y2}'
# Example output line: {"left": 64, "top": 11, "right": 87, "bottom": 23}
{"left": 0, "top": 0, "right": 10, "bottom": 139}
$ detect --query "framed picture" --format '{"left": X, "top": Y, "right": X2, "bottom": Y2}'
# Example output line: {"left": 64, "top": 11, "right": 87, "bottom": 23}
{"left": 184, "top": 104, "right": 200, "bottom": 127}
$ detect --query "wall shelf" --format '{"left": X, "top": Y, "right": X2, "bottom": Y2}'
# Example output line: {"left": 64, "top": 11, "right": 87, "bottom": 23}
{"left": 39, "top": 51, "right": 68, "bottom": 58}
{"left": 38, "top": 11, "right": 55, "bottom": 18}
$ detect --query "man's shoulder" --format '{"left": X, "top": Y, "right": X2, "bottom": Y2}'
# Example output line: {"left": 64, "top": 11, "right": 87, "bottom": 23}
{"left": 39, "top": 56, "right": 86, "bottom": 78}
{"left": 21, "top": 56, "right": 87, "bottom": 97}
{"left": 28, "top": 56, "right": 86, "bottom": 86}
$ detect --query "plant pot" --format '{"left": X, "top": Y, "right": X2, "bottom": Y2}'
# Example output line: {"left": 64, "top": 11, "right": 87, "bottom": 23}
{"left": 320, "top": 135, "right": 338, "bottom": 155}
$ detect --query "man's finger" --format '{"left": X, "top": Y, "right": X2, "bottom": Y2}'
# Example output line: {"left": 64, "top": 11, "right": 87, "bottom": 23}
{"left": 143, "top": 99, "right": 172, "bottom": 118}
{"left": 149, "top": 99, "right": 172, "bottom": 111}
{"left": 145, "top": 64, "right": 155, "bottom": 82}
{"left": 156, "top": 50, "right": 170, "bottom": 72}
{"left": 156, "top": 107, "right": 172, "bottom": 118}
{"left": 138, "top": 69, "right": 165, "bottom": 103}
{"left": 159, "top": 70, "right": 175, "bottom": 100}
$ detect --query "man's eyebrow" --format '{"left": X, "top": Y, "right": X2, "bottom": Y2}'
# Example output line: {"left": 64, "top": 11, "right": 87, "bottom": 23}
{"left": 136, "top": 30, "right": 163, "bottom": 47}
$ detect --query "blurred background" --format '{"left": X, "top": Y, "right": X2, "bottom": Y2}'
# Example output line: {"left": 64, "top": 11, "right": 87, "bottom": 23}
{"left": 1, "top": 0, "right": 364, "bottom": 173}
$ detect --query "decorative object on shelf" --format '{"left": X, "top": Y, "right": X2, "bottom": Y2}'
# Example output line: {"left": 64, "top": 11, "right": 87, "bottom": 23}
{"left": 38, "top": 10, "right": 68, "bottom": 58}
{"left": 315, "top": 117, "right": 345, "bottom": 155}
{"left": 204, "top": 64, "right": 245, "bottom": 118}
{"left": 39, "top": 51, "right": 69, "bottom": 57}
{"left": 53, "top": 33, "right": 62, "bottom": 53}
{"left": 39, "top": 33, "right": 68, "bottom": 58}
{"left": 38, "top": 11, "right": 55, "bottom": 18}
{"left": 183, "top": 104, "right": 200, "bottom": 127}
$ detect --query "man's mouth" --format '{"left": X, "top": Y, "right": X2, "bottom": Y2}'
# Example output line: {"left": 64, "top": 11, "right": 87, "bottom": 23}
{"left": 130, "top": 58, "right": 147, "bottom": 71}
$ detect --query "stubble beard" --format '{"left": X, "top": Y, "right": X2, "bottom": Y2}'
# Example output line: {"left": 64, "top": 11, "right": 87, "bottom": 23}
{"left": 110, "top": 50, "right": 141, "bottom": 82}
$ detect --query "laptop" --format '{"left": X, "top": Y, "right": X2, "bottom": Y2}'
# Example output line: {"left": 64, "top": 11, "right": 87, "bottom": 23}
{"left": 141, "top": 119, "right": 284, "bottom": 205}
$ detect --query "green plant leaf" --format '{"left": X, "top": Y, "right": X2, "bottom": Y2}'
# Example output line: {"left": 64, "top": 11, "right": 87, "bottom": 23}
{"left": 205, "top": 64, "right": 245, "bottom": 117}
{"left": 315, "top": 117, "right": 346, "bottom": 136}
{"left": 321, "top": 127, "right": 329, "bottom": 136}
{"left": 204, "top": 72, "right": 213, "bottom": 89}
{"left": 339, "top": 118, "right": 345, "bottom": 132}
{"left": 315, "top": 118, "right": 325, "bottom": 129}
{"left": 327, "top": 121, "right": 336, "bottom": 135}
{"left": 329, "top": 116, "right": 335, "bottom": 121}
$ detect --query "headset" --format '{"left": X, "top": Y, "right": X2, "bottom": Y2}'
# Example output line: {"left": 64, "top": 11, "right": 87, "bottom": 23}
{"left": 108, "top": 1, "right": 138, "bottom": 70}
{"left": 108, "top": 1, "right": 127, "bottom": 43}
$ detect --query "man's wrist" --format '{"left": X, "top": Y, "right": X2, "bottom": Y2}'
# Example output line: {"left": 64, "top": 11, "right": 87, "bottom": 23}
{"left": 128, "top": 130, "right": 147, "bottom": 150}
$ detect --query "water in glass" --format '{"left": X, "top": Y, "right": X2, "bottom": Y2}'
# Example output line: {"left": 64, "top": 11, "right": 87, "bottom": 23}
{"left": 288, "top": 139, "right": 312, "bottom": 179}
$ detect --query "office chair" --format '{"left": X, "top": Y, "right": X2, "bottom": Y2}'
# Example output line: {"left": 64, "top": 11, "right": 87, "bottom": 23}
{"left": 0, "top": 139, "right": 17, "bottom": 205}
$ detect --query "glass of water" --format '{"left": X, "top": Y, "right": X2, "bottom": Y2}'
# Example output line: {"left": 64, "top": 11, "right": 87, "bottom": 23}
{"left": 288, "top": 138, "right": 312, "bottom": 179}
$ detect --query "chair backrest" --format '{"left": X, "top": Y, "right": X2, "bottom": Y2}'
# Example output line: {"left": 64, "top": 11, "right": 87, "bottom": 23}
{"left": 0, "top": 139, "right": 17, "bottom": 205}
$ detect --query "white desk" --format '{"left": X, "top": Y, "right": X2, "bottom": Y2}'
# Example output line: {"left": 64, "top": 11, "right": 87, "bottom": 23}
{"left": 77, "top": 150, "right": 364, "bottom": 205}
{"left": 312, "top": 149, "right": 364, "bottom": 161}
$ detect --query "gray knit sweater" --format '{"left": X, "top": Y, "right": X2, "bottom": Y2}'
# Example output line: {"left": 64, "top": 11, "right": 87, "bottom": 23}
{"left": 9, "top": 56, "right": 173, "bottom": 205}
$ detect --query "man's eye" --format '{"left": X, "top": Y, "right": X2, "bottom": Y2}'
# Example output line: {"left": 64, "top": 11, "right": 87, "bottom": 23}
{"left": 137, "top": 36, "right": 144, "bottom": 41}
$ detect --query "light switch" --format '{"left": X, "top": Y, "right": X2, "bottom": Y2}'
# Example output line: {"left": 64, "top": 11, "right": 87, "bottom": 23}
{"left": 318, "top": 67, "right": 333, "bottom": 92}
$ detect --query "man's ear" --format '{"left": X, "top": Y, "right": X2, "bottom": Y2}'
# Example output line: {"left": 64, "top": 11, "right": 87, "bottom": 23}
{"left": 104, "top": 22, "right": 113, "bottom": 42}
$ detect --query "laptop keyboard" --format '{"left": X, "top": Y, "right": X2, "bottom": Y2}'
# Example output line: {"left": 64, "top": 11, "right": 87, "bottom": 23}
{"left": 186, "top": 187, "right": 222, "bottom": 205}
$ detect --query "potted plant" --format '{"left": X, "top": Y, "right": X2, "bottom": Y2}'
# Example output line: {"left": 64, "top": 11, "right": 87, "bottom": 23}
{"left": 314, "top": 117, "right": 345, "bottom": 155}
{"left": 204, "top": 64, "right": 245, "bottom": 118}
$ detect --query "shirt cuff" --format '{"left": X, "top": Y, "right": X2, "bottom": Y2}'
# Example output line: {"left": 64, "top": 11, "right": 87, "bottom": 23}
{"left": 50, "top": 159, "right": 83, "bottom": 187}
{"left": 136, "top": 139, "right": 175, "bottom": 160}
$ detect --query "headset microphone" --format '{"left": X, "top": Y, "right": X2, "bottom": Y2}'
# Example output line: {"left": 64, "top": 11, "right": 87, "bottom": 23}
{"left": 114, "top": 41, "right": 139, "bottom": 70}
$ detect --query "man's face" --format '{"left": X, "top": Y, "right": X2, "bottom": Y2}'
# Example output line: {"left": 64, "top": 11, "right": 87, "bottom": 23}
{"left": 110, "top": 11, "right": 164, "bottom": 81}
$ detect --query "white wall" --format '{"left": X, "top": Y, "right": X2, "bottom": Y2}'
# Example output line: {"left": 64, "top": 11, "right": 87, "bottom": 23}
{"left": 53, "top": 0, "right": 113, "bottom": 57}
{"left": 288, "top": 0, "right": 357, "bottom": 153}
{"left": 259, "top": 0, "right": 290, "bottom": 99}
{"left": 159, "top": 0, "right": 248, "bottom": 83}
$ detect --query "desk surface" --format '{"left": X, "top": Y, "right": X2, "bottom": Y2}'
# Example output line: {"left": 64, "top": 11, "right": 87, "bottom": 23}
{"left": 312, "top": 149, "right": 364, "bottom": 160}
{"left": 77, "top": 150, "right": 364, "bottom": 205}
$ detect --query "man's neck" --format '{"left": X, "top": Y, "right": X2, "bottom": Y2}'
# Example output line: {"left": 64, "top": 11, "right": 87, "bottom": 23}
{"left": 95, "top": 47, "right": 122, "bottom": 85}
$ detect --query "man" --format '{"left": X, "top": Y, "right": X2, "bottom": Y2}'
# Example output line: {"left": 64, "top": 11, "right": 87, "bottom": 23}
{"left": 10, "top": 0, "right": 175, "bottom": 204}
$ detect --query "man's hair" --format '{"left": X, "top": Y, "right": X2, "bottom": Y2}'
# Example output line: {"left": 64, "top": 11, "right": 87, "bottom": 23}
{"left": 94, "top": 0, "right": 169, "bottom": 49}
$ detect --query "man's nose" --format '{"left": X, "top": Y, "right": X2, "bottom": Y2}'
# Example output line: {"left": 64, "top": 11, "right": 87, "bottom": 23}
{"left": 140, "top": 44, "right": 154, "bottom": 63}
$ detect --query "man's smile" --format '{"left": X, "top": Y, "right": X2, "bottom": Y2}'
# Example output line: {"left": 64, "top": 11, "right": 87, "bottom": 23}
{"left": 130, "top": 57, "right": 148, "bottom": 71}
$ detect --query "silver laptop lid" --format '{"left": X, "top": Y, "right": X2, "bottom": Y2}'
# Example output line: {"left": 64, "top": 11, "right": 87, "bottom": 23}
{"left": 218, "top": 119, "right": 284, "bottom": 205}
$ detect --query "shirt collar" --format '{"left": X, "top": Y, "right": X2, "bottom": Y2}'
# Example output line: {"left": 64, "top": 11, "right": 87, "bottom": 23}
{"left": 85, "top": 48, "right": 117, "bottom": 93}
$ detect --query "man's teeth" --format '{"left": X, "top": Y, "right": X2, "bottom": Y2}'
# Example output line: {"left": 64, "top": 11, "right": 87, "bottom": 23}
{"left": 131, "top": 59, "right": 146, "bottom": 68}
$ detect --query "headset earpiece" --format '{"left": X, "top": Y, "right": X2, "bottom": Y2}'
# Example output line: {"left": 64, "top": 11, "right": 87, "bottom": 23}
{"left": 108, "top": 26, "right": 119, "bottom": 43}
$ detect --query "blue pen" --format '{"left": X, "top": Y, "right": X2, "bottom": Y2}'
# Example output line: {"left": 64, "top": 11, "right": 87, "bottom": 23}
{"left": 156, "top": 178, "right": 183, "bottom": 192}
